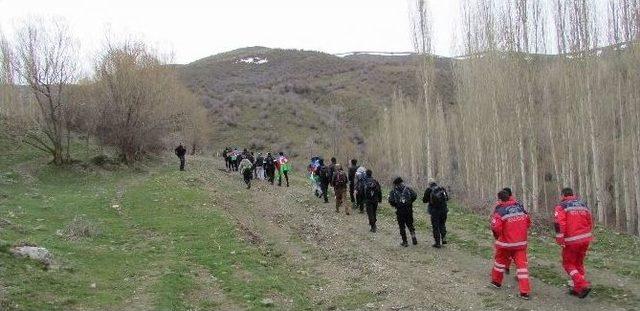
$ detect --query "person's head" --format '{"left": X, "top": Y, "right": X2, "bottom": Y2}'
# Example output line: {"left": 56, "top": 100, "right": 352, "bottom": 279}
{"left": 428, "top": 178, "right": 437, "bottom": 187}
{"left": 331, "top": 157, "right": 336, "bottom": 164}
{"left": 351, "top": 159, "right": 358, "bottom": 165}
{"left": 366, "top": 169, "right": 373, "bottom": 178}
{"left": 267, "top": 152, "right": 272, "bottom": 157}
{"left": 393, "top": 177, "right": 404, "bottom": 187}
{"left": 319, "top": 159, "right": 325, "bottom": 165}
{"left": 502, "top": 187, "right": 513, "bottom": 197}
{"left": 497, "top": 190, "right": 510, "bottom": 202}
{"left": 279, "top": 152, "right": 284, "bottom": 156}
{"left": 336, "top": 164, "right": 343, "bottom": 171}
{"left": 561, "top": 187, "right": 574, "bottom": 198}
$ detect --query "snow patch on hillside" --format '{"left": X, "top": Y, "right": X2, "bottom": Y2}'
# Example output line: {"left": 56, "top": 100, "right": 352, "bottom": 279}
{"left": 335, "top": 52, "right": 414, "bottom": 58}
{"left": 236, "top": 57, "right": 268, "bottom": 65}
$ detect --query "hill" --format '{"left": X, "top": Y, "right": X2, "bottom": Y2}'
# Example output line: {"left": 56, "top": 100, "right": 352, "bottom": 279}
{"left": 176, "top": 47, "right": 432, "bottom": 157}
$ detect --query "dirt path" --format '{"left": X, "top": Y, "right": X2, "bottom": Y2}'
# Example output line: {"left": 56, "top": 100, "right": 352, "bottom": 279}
{"left": 194, "top": 157, "right": 630, "bottom": 311}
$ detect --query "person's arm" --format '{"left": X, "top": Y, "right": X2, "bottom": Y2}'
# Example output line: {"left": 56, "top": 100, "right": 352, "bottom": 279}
{"left": 554, "top": 205, "right": 567, "bottom": 245}
{"left": 490, "top": 212, "right": 502, "bottom": 240}
{"left": 376, "top": 182, "right": 383, "bottom": 203}
{"left": 388, "top": 190, "right": 396, "bottom": 207}
{"left": 422, "top": 188, "right": 431, "bottom": 203}
{"left": 410, "top": 188, "right": 418, "bottom": 203}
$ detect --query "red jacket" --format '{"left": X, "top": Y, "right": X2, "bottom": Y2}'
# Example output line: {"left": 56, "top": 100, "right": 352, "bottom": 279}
{"left": 491, "top": 199, "right": 531, "bottom": 250}
{"left": 554, "top": 196, "right": 593, "bottom": 245}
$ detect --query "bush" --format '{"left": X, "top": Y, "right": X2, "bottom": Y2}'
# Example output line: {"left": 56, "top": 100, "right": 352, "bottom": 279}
{"left": 59, "top": 215, "right": 100, "bottom": 240}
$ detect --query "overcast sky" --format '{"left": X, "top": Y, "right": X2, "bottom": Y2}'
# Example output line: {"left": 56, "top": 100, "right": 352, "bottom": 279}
{"left": 0, "top": 0, "right": 459, "bottom": 64}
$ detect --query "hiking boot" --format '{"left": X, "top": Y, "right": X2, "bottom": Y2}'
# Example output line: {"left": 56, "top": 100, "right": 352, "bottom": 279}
{"left": 432, "top": 243, "right": 442, "bottom": 248}
{"left": 519, "top": 293, "right": 530, "bottom": 300}
{"left": 400, "top": 241, "right": 409, "bottom": 247}
{"left": 370, "top": 226, "right": 377, "bottom": 233}
{"left": 442, "top": 240, "right": 448, "bottom": 245}
{"left": 578, "top": 288, "right": 591, "bottom": 299}
{"left": 412, "top": 237, "right": 418, "bottom": 245}
{"left": 490, "top": 281, "right": 502, "bottom": 289}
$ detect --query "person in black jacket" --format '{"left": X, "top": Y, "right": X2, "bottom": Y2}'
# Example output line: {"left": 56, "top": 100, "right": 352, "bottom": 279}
{"left": 423, "top": 179, "right": 450, "bottom": 248}
{"left": 317, "top": 159, "right": 330, "bottom": 203}
{"left": 327, "top": 157, "right": 337, "bottom": 186}
{"left": 348, "top": 159, "right": 359, "bottom": 203}
{"left": 175, "top": 144, "right": 187, "bottom": 171}
{"left": 264, "top": 153, "right": 276, "bottom": 185}
{"left": 388, "top": 177, "right": 418, "bottom": 247}
{"left": 363, "top": 170, "right": 382, "bottom": 232}
{"left": 255, "top": 153, "right": 265, "bottom": 180}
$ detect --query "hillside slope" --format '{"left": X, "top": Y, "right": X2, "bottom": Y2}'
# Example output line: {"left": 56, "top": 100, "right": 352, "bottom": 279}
{"left": 177, "top": 47, "right": 430, "bottom": 157}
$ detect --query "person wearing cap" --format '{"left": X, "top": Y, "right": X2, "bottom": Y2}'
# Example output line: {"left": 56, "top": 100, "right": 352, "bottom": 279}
{"left": 331, "top": 164, "right": 350, "bottom": 214}
{"left": 554, "top": 187, "right": 593, "bottom": 299}
{"left": 422, "top": 178, "right": 449, "bottom": 248}
{"left": 388, "top": 177, "right": 418, "bottom": 247}
{"left": 490, "top": 189, "right": 532, "bottom": 300}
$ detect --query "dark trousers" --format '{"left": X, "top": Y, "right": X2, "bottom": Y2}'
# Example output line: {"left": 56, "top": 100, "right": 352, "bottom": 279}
{"left": 267, "top": 169, "right": 275, "bottom": 184}
{"left": 365, "top": 201, "right": 378, "bottom": 228}
{"left": 179, "top": 156, "right": 185, "bottom": 171}
{"left": 320, "top": 183, "right": 329, "bottom": 202}
{"left": 243, "top": 171, "right": 253, "bottom": 189}
{"left": 430, "top": 210, "right": 448, "bottom": 245}
{"left": 396, "top": 210, "right": 415, "bottom": 242}
{"left": 355, "top": 195, "right": 364, "bottom": 212}
{"left": 349, "top": 182, "right": 355, "bottom": 202}
{"left": 278, "top": 171, "right": 289, "bottom": 186}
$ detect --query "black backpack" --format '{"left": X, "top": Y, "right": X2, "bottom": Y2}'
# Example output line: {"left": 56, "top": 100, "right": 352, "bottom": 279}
{"left": 319, "top": 166, "right": 331, "bottom": 182}
{"left": 430, "top": 186, "right": 448, "bottom": 206}
{"left": 364, "top": 178, "right": 380, "bottom": 201}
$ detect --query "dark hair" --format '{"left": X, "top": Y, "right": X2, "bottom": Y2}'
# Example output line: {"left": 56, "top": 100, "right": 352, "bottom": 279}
{"left": 561, "top": 187, "right": 574, "bottom": 197}
{"left": 502, "top": 187, "right": 512, "bottom": 196}
{"left": 351, "top": 159, "right": 358, "bottom": 165}
{"left": 393, "top": 177, "right": 403, "bottom": 185}
{"left": 319, "top": 159, "right": 324, "bottom": 165}
{"left": 279, "top": 152, "right": 284, "bottom": 155}
{"left": 331, "top": 157, "right": 336, "bottom": 163}
{"left": 497, "top": 190, "right": 510, "bottom": 202}
{"left": 366, "top": 169, "right": 372, "bottom": 177}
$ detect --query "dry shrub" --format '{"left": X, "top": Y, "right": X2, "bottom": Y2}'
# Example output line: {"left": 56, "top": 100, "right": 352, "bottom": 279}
{"left": 60, "top": 215, "right": 100, "bottom": 240}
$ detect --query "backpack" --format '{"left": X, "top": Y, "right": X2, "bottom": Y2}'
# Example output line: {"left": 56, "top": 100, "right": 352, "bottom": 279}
{"left": 364, "top": 178, "right": 380, "bottom": 201}
{"left": 392, "top": 186, "right": 413, "bottom": 208}
{"left": 430, "top": 186, "right": 448, "bottom": 207}
{"left": 334, "top": 171, "right": 347, "bottom": 187}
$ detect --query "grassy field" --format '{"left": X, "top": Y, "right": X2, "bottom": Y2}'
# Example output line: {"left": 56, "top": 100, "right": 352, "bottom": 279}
{"left": 0, "top": 140, "right": 314, "bottom": 310}
{"left": 1, "top": 139, "right": 639, "bottom": 310}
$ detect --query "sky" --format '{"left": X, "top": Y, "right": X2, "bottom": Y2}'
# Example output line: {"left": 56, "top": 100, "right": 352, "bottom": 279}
{"left": 0, "top": 0, "right": 459, "bottom": 65}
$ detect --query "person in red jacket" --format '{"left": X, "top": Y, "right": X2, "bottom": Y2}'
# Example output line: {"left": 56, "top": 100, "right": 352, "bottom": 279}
{"left": 490, "top": 189, "right": 531, "bottom": 300}
{"left": 554, "top": 187, "right": 593, "bottom": 298}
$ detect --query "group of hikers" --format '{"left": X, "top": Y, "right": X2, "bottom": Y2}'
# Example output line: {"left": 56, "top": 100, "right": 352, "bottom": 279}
{"left": 175, "top": 145, "right": 594, "bottom": 302}
{"left": 222, "top": 147, "right": 291, "bottom": 189}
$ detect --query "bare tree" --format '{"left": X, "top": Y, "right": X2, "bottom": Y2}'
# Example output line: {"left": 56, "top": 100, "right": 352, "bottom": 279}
{"left": 4, "top": 20, "right": 79, "bottom": 165}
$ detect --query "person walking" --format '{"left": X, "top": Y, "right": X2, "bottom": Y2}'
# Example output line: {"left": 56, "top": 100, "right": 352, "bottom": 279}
{"left": 255, "top": 153, "right": 265, "bottom": 180}
{"left": 423, "top": 179, "right": 450, "bottom": 248}
{"left": 175, "top": 144, "right": 187, "bottom": 171}
{"left": 317, "top": 159, "right": 330, "bottom": 203}
{"left": 362, "top": 170, "right": 382, "bottom": 232}
{"left": 275, "top": 152, "right": 291, "bottom": 187}
{"left": 348, "top": 159, "right": 360, "bottom": 203}
{"left": 490, "top": 189, "right": 532, "bottom": 300}
{"left": 554, "top": 188, "right": 593, "bottom": 299}
{"left": 238, "top": 156, "right": 254, "bottom": 189}
{"left": 354, "top": 166, "right": 367, "bottom": 213}
{"left": 388, "top": 177, "right": 418, "bottom": 247}
{"left": 332, "top": 164, "right": 349, "bottom": 214}
{"left": 264, "top": 153, "right": 276, "bottom": 185}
